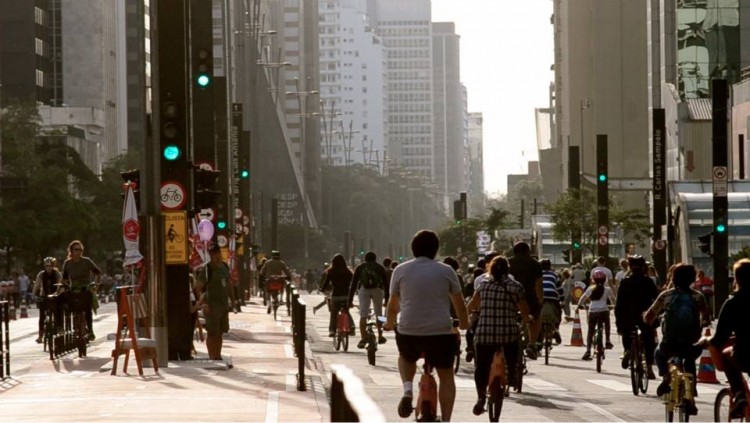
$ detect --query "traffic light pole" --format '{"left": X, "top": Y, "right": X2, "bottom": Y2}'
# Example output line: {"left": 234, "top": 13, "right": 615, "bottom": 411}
{"left": 596, "top": 135, "right": 609, "bottom": 258}
{"left": 712, "top": 79, "right": 729, "bottom": 307}
{"left": 569, "top": 146, "right": 582, "bottom": 264}
{"left": 652, "top": 109, "right": 667, "bottom": 282}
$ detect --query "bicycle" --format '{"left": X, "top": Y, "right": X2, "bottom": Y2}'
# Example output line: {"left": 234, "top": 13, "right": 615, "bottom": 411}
{"left": 629, "top": 327, "right": 649, "bottom": 396}
{"left": 364, "top": 314, "right": 383, "bottom": 366}
{"left": 513, "top": 315, "right": 529, "bottom": 393}
{"left": 265, "top": 276, "right": 286, "bottom": 321}
{"left": 415, "top": 354, "right": 439, "bottom": 422}
{"left": 540, "top": 319, "right": 555, "bottom": 366}
{"left": 713, "top": 374, "right": 750, "bottom": 421}
{"left": 663, "top": 356, "right": 695, "bottom": 422}
{"left": 332, "top": 300, "right": 350, "bottom": 352}
{"left": 474, "top": 348, "right": 509, "bottom": 422}
{"left": 589, "top": 311, "right": 606, "bottom": 373}
{"left": 452, "top": 318, "right": 461, "bottom": 374}
{"left": 67, "top": 290, "right": 91, "bottom": 358}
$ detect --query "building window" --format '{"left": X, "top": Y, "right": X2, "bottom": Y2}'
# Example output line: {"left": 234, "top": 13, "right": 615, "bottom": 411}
{"left": 36, "top": 70, "right": 44, "bottom": 87}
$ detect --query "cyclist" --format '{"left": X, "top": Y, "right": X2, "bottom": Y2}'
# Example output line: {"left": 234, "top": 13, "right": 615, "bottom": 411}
{"left": 383, "top": 230, "right": 469, "bottom": 421}
{"left": 259, "top": 251, "right": 291, "bottom": 312}
{"left": 32, "top": 257, "right": 62, "bottom": 343}
{"left": 467, "top": 252, "right": 499, "bottom": 362}
{"left": 320, "top": 254, "right": 355, "bottom": 337}
{"left": 539, "top": 258, "right": 563, "bottom": 345}
{"left": 697, "top": 258, "right": 750, "bottom": 418}
{"left": 466, "top": 255, "right": 530, "bottom": 415}
{"left": 591, "top": 256, "right": 615, "bottom": 292}
{"left": 579, "top": 270, "right": 616, "bottom": 360}
{"left": 614, "top": 254, "right": 658, "bottom": 379}
{"left": 61, "top": 240, "right": 101, "bottom": 341}
{"left": 349, "top": 251, "right": 388, "bottom": 348}
{"left": 644, "top": 263, "right": 709, "bottom": 416}
{"left": 508, "top": 242, "right": 542, "bottom": 360}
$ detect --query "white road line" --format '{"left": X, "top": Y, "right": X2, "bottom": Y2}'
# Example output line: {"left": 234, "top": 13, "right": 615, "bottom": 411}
{"left": 265, "top": 392, "right": 279, "bottom": 423}
{"left": 524, "top": 377, "right": 567, "bottom": 391}
{"left": 559, "top": 393, "right": 627, "bottom": 422}
{"left": 587, "top": 379, "right": 632, "bottom": 392}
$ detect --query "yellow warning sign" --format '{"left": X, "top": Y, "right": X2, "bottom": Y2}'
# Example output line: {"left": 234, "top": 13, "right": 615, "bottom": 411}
{"left": 163, "top": 211, "right": 188, "bottom": 264}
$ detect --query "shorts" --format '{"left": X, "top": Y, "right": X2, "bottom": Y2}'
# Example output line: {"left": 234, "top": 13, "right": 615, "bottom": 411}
{"left": 357, "top": 288, "right": 383, "bottom": 318}
{"left": 395, "top": 332, "right": 458, "bottom": 369}
{"left": 205, "top": 308, "right": 229, "bottom": 335}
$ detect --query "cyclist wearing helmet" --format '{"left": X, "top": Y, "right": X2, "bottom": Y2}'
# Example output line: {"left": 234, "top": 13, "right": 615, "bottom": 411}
{"left": 259, "top": 250, "right": 292, "bottom": 311}
{"left": 578, "top": 270, "right": 616, "bottom": 360}
{"left": 508, "top": 242, "right": 543, "bottom": 359}
{"left": 615, "top": 254, "right": 658, "bottom": 378}
{"left": 32, "top": 257, "right": 62, "bottom": 343}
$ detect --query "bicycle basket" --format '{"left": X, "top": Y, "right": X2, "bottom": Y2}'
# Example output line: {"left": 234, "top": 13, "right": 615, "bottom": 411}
{"left": 68, "top": 291, "right": 92, "bottom": 312}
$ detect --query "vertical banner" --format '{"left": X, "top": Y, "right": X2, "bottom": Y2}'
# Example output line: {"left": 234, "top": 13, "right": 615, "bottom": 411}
{"left": 652, "top": 108, "right": 667, "bottom": 280}
{"left": 122, "top": 184, "right": 144, "bottom": 266}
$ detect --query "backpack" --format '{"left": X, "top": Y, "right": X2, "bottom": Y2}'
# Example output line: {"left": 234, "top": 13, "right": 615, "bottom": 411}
{"left": 662, "top": 290, "right": 700, "bottom": 347}
{"left": 359, "top": 263, "right": 383, "bottom": 289}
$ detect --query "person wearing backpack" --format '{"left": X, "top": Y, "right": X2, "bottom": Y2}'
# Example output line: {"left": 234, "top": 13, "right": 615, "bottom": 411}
{"left": 349, "top": 251, "right": 389, "bottom": 348}
{"left": 644, "top": 263, "right": 710, "bottom": 415}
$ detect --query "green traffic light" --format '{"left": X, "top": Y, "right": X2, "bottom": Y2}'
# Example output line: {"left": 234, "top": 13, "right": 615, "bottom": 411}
{"left": 598, "top": 173, "right": 607, "bottom": 183}
{"left": 163, "top": 144, "right": 181, "bottom": 161}
{"left": 217, "top": 221, "right": 227, "bottom": 230}
{"left": 572, "top": 241, "right": 581, "bottom": 249}
{"left": 716, "top": 224, "right": 726, "bottom": 233}
{"left": 197, "top": 74, "right": 211, "bottom": 87}
{"left": 240, "top": 169, "right": 249, "bottom": 179}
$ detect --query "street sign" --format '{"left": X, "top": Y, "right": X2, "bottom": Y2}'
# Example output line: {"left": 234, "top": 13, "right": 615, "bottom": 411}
{"left": 163, "top": 211, "right": 188, "bottom": 264}
{"left": 653, "top": 239, "right": 666, "bottom": 251}
{"left": 235, "top": 208, "right": 243, "bottom": 220}
{"left": 598, "top": 235, "right": 608, "bottom": 246}
{"left": 598, "top": 225, "right": 608, "bottom": 235}
{"left": 217, "top": 235, "right": 228, "bottom": 247}
{"left": 242, "top": 215, "right": 250, "bottom": 225}
{"left": 713, "top": 166, "right": 729, "bottom": 196}
{"left": 160, "top": 181, "right": 187, "bottom": 210}
{"left": 198, "top": 208, "right": 215, "bottom": 222}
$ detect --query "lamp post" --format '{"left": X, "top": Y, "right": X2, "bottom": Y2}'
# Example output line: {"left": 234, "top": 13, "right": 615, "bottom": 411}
{"left": 579, "top": 99, "right": 590, "bottom": 173}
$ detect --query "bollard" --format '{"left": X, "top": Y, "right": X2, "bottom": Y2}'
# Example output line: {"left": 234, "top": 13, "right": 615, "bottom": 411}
{"left": 330, "top": 364, "right": 386, "bottom": 422}
{"left": 295, "top": 296, "right": 306, "bottom": 391}
{"left": 0, "top": 301, "right": 9, "bottom": 379}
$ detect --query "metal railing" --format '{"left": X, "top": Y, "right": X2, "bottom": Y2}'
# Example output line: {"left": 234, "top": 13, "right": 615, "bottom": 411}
{"left": 0, "top": 301, "right": 10, "bottom": 379}
{"left": 330, "top": 364, "right": 386, "bottom": 422}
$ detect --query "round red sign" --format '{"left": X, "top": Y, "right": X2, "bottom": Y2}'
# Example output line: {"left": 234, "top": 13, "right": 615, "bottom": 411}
{"left": 123, "top": 219, "right": 140, "bottom": 242}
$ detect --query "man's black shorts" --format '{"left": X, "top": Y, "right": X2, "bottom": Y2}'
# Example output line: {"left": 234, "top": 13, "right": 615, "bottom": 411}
{"left": 395, "top": 331, "right": 458, "bottom": 369}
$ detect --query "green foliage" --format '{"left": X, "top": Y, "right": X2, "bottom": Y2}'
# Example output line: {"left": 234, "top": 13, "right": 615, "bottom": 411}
{"left": 544, "top": 188, "right": 651, "bottom": 255}
{"left": 730, "top": 246, "right": 750, "bottom": 263}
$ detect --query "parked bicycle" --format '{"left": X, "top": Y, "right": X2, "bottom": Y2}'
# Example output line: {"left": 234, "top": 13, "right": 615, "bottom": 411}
{"left": 629, "top": 326, "right": 649, "bottom": 396}
{"left": 663, "top": 356, "right": 695, "bottom": 422}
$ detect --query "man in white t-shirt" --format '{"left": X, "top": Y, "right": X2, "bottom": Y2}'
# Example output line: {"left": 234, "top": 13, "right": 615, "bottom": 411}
{"left": 591, "top": 256, "right": 615, "bottom": 293}
{"left": 614, "top": 259, "right": 629, "bottom": 293}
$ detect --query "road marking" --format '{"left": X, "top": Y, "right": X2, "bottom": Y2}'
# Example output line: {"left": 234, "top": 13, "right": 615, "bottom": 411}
{"left": 559, "top": 393, "right": 626, "bottom": 422}
{"left": 284, "top": 344, "right": 294, "bottom": 358}
{"left": 286, "top": 374, "right": 297, "bottom": 391}
{"left": 265, "top": 391, "right": 279, "bottom": 423}
{"left": 587, "top": 379, "right": 632, "bottom": 392}
{"left": 370, "top": 373, "right": 402, "bottom": 386}
{"left": 524, "top": 377, "right": 567, "bottom": 391}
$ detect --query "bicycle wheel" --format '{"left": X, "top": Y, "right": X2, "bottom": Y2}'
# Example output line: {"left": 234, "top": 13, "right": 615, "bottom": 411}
{"left": 488, "top": 378, "right": 504, "bottom": 422}
{"left": 677, "top": 403, "right": 689, "bottom": 422}
{"left": 419, "top": 401, "right": 436, "bottom": 422}
{"left": 454, "top": 352, "right": 461, "bottom": 374}
{"left": 515, "top": 358, "right": 524, "bottom": 393}
{"left": 342, "top": 332, "right": 349, "bottom": 352}
{"left": 334, "top": 332, "right": 341, "bottom": 351}
{"left": 630, "top": 339, "right": 639, "bottom": 396}
{"left": 76, "top": 313, "right": 87, "bottom": 357}
{"left": 666, "top": 407, "right": 674, "bottom": 422}
{"left": 713, "top": 388, "right": 733, "bottom": 422}
{"left": 638, "top": 352, "right": 649, "bottom": 394}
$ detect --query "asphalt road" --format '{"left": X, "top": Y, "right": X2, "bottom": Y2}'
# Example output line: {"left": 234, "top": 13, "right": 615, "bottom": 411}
{"left": 301, "top": 292, "right": 723, "bottom": 422}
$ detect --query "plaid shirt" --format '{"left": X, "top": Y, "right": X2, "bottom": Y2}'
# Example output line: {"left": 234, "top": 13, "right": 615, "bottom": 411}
{"left": 475, "top": 275, "right": 526, "bottom": 345}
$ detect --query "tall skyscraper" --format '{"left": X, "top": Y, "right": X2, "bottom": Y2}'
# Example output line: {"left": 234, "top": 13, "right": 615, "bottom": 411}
{"left": 467, "top": 111, "right": 484, "bottom": 214}
{"left": 372, "top": 0, "right": 433, "bottom": 178}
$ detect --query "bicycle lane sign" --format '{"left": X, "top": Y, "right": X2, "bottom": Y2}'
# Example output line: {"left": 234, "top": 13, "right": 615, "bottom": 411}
{"left": 160, "top": 181, "right": 187, "bottom": 210}
{"left": 163, "top": 210, "right": 188, "bottom": 264}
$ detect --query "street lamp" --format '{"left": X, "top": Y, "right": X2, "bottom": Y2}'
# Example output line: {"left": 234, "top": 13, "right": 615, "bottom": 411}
{"left": 579, "top": 99, "right": 590, "bottom": 173}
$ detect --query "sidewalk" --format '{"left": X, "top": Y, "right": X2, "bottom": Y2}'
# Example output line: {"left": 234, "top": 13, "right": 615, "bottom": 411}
{"left": 0, "top": 298, "right": 329, "bottom": 422}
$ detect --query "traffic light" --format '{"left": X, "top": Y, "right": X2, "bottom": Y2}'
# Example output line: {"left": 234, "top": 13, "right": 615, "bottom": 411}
{"left": 195, "top": 48, "right": 212, "bottom": 88}
{"left": 698, "top": 232, "right": 713, "bottom": 257}
{"left": 453, "top": 200, "right": 463, "bottom": 224}
{"left": 572, "top": 240, "right": 582, "bottom": 250}
{"left": 120, "top": 169, "right": 140, "bottom": 211}
{"left": 240, "top": 169, "right": 249, "bottom": 179}
{"left": 193, "top": 166, "right": 221, "bottom": 211}
{"left": 160, "top": 96, "right": 187, "bottom": 176}
{"left": 217, "top": 219, "right": 227, "bottom": 230}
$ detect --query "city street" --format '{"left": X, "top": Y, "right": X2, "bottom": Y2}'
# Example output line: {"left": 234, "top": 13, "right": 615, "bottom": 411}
{"left": 302, "top": 292, "right": 723, "bottom": 422}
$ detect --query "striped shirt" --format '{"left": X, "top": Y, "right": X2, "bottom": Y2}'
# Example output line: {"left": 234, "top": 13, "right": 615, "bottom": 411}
{"left": 475, "top": 276, "right": 526, "bottom": 345}
{"left": 542, "top": 270, "right": 561, "bottom": 301}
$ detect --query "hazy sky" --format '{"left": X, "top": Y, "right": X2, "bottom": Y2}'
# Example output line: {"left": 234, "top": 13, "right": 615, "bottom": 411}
{"left": 431, "top": 0, "right": 554, "bottom": 196}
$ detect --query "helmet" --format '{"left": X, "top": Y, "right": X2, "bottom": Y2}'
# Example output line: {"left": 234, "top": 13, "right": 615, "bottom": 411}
{"left": 592, "top": 269, "right": 607, "bottom": 281}
{"left": 628, "top": 254, "right": 646, "bottom": 267}
{"left": 271, "top": 250, "right": 280, "bottom": 258}
{"left": 43, "top": 257, "right": 56, "bottom": 266}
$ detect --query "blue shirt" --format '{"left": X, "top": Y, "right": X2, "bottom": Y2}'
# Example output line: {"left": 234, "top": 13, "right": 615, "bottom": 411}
{"left": 542, "top": 270, "right": 560, "bottom": 301}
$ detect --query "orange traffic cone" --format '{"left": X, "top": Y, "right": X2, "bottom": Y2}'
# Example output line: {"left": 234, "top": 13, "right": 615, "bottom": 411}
{"left": 8, "top": 300, "right": 16, "bottom": 320}
{"left": 698, "top": 328, "right": 720, "bottom": 384}
{"left": 19, "top": 303, "right": 28, "bottom": 318}
{"left": 568, "top": 308, "right": 584, "bottom": 346}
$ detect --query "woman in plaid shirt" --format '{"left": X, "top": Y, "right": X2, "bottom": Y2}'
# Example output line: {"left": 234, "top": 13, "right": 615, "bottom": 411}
{"left": 467, "top": 256, "right": 531, "bottom": 416}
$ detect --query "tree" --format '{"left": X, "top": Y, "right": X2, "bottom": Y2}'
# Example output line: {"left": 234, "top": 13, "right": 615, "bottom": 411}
{"left": 544, "top": 188, "right": 651, "bottom": 256}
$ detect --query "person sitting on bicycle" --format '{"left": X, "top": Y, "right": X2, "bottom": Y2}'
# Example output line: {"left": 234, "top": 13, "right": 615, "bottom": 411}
{"left": 349, "top": 251, "right": 389, "bottom": 348}
{"left": 466, "top": 255, "right": 530, "bottom": 416}
{"left": 578, "top": 270, "right": 616, "bottom": 360}
{"left": 539, "top": 259, "right": 563, "bottom": 345}
{"left": 697, "top": 258, "right": 750, "bottom": 419}
{"left": 615, "top": 254, "right": 658, "bottom": 378}
{"left": 61, "top": 240, "right": 101, "bottom": 341}
{"left": 259, "top": 251, "right": 292, "bottom": 307}
{"left": 383, "top": 230, "right": 469, "bottom": 421}
{"left": 33, "top": 257, "right": 62, "bottom": 343}
{"left": 467, "top": 252, "right": 499, "bottom": 363}
{"left": 644, "top": 263, "right": 709, "bottom": 415}
{"left": 320, "top": 254, "right": 356, "bottom": 337}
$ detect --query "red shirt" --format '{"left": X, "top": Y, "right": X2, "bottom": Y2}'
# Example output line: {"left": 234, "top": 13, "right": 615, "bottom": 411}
{"left": 692, "top": 276, "right": 714, "bottom": 295}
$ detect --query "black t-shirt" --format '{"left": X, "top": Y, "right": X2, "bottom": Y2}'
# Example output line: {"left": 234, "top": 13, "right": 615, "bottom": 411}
{"left": 508, "top": 255, "right": 542, "bottom": 302}
{"left": 710, "top": 289, "right": 750, "bottom": 369}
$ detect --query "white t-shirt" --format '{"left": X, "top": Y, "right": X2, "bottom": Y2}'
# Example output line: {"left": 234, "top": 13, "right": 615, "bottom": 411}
{"left": 578, "top": 285, "right": 616, "bottom": 313}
